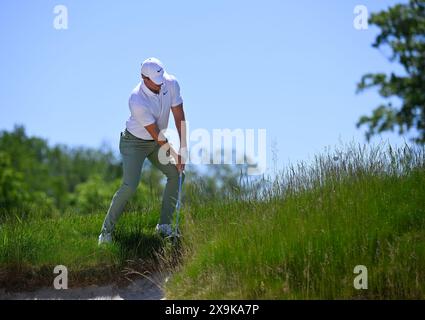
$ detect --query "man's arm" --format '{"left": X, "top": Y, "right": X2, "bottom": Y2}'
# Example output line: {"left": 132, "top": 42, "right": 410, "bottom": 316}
{"left": 171, "top": 104, "right": 187, "bottom": 170}
{"left": 144, "top": 122, "right": 183, "bottom": 172}
{"left": 144, "top": 122, "right": 169, "bottom": 146}
{"left": 171, "top": 104, "right": 187, "bottom": 148}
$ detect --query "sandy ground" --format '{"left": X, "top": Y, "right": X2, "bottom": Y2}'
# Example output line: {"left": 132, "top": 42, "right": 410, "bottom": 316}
{"left": 0, "top": 273, "right": 167, "bottom": 300}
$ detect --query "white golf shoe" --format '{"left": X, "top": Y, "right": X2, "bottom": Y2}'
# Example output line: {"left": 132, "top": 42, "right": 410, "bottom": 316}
{"left": 98, "top": 232, "right": 112, "bottom": 245}
{"left": 155, "top": 224, "right": 173, "bottom": 237}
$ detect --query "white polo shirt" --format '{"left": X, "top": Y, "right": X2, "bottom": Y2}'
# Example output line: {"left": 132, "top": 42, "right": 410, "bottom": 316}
{"left": 126, "top": 73, "right": 183, "bottom": 140}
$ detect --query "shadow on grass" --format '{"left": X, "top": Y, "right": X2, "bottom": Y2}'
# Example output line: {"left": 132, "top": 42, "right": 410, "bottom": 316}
{"left": 113, "top": 229, "right": 184, "bottom": 295}
{"left": 114, "top": 228, "right": 185, "bottom": 274}
{"left": 114, "top": 230, "right": 165, "bottom": 263}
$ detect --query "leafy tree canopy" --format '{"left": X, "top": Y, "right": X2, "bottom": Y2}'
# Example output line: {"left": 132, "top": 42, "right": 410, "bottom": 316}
{"left": 357, "top": 0, "right": 425, "bottom": 144}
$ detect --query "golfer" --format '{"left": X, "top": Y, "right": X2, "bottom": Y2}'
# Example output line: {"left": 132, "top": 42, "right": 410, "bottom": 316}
{"left": 99, "top": 57, "right": 186, "bottom": 245}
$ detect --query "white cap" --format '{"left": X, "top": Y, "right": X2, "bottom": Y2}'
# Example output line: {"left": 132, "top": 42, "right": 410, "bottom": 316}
{"left": 141, "top": 57, "right": 166, "bottom": 85}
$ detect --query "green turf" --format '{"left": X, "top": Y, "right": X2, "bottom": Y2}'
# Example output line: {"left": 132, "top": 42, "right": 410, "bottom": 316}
{"left": 1, "top": 143, "right": 424, "bottom": 298}
{"left": 0, "top": 207, "right": 170, "bottom": 290}
{"left": 164, "top": 144, "right": 425, "bottom": 299}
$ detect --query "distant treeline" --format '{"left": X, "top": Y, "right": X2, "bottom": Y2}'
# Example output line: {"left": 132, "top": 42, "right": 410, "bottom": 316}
{"left": 0, "top": 125, "right": 250, "bottom": 218}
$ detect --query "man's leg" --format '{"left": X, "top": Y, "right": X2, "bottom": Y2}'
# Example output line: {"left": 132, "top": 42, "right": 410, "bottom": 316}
{"left": 147, "top": 144, "right": 185, "bottom": 225}
{"left": 100, "top": 133, "right": 150, "bottom": 234}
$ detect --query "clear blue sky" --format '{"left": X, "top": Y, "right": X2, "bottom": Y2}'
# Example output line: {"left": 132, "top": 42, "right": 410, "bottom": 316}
{"left": 0, "top": 0, "right": 411, "bottom": 174}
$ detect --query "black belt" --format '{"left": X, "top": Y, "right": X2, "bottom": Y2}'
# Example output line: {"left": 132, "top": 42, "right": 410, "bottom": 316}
{"left": 124, "top": 129, "right": 154, "bottom": 141}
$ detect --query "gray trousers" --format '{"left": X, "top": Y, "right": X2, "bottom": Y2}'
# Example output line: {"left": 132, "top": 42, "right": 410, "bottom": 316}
{"left": 101, "top": 129, "right": 185, "bottom": 234}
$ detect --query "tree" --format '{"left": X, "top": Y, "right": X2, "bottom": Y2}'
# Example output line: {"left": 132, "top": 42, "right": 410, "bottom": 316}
{"left": 357, "top": 0, "right": 425, "bottom": 144}
{"left": 0, "top": 125, "right": 118, "bottom": 211}
{"left": 0, "top": 151, "right": 30, "bottom": 211}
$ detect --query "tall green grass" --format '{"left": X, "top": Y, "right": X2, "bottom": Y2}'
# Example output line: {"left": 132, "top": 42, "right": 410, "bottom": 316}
{"left": 165, "top": 143, "right": 425, "bottom": 299}
{"left": 1, "top": 142, "right": 424, "bottom": 299}
{"left": 0, "top": 204, "right": 170, "bottom": 291}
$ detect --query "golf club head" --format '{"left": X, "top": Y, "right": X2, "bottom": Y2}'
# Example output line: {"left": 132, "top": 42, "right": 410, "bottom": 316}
{"left": 164, "top": 230, "right": 181, "bottom": 245}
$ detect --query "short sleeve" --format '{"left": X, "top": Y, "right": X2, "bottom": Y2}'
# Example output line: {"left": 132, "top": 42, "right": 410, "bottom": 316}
{"left": 129, "top": 95, "right": 155, "bottom": 127}
{"left": 170, "top": 78, "right": 183, "bottom": 107}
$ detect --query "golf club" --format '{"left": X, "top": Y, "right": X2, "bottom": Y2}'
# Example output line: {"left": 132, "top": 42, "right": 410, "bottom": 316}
{"left": 171, "top": 170, "right": 184, "bottom": 244}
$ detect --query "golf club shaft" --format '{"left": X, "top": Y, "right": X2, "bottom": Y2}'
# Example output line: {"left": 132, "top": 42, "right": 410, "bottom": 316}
{"left": 175, "top": 171, "right": 183, "bottom": 234}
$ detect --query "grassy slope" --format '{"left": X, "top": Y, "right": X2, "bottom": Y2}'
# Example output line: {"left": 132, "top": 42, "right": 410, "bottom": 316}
{"left": 1, "top": 144, "right": 424, "bottom": 299}
{"left": 0, "top": 208, "right": 170, "bottom": 291}
{"left": 165, "top": 149, "right": 425, "bottom": 299}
